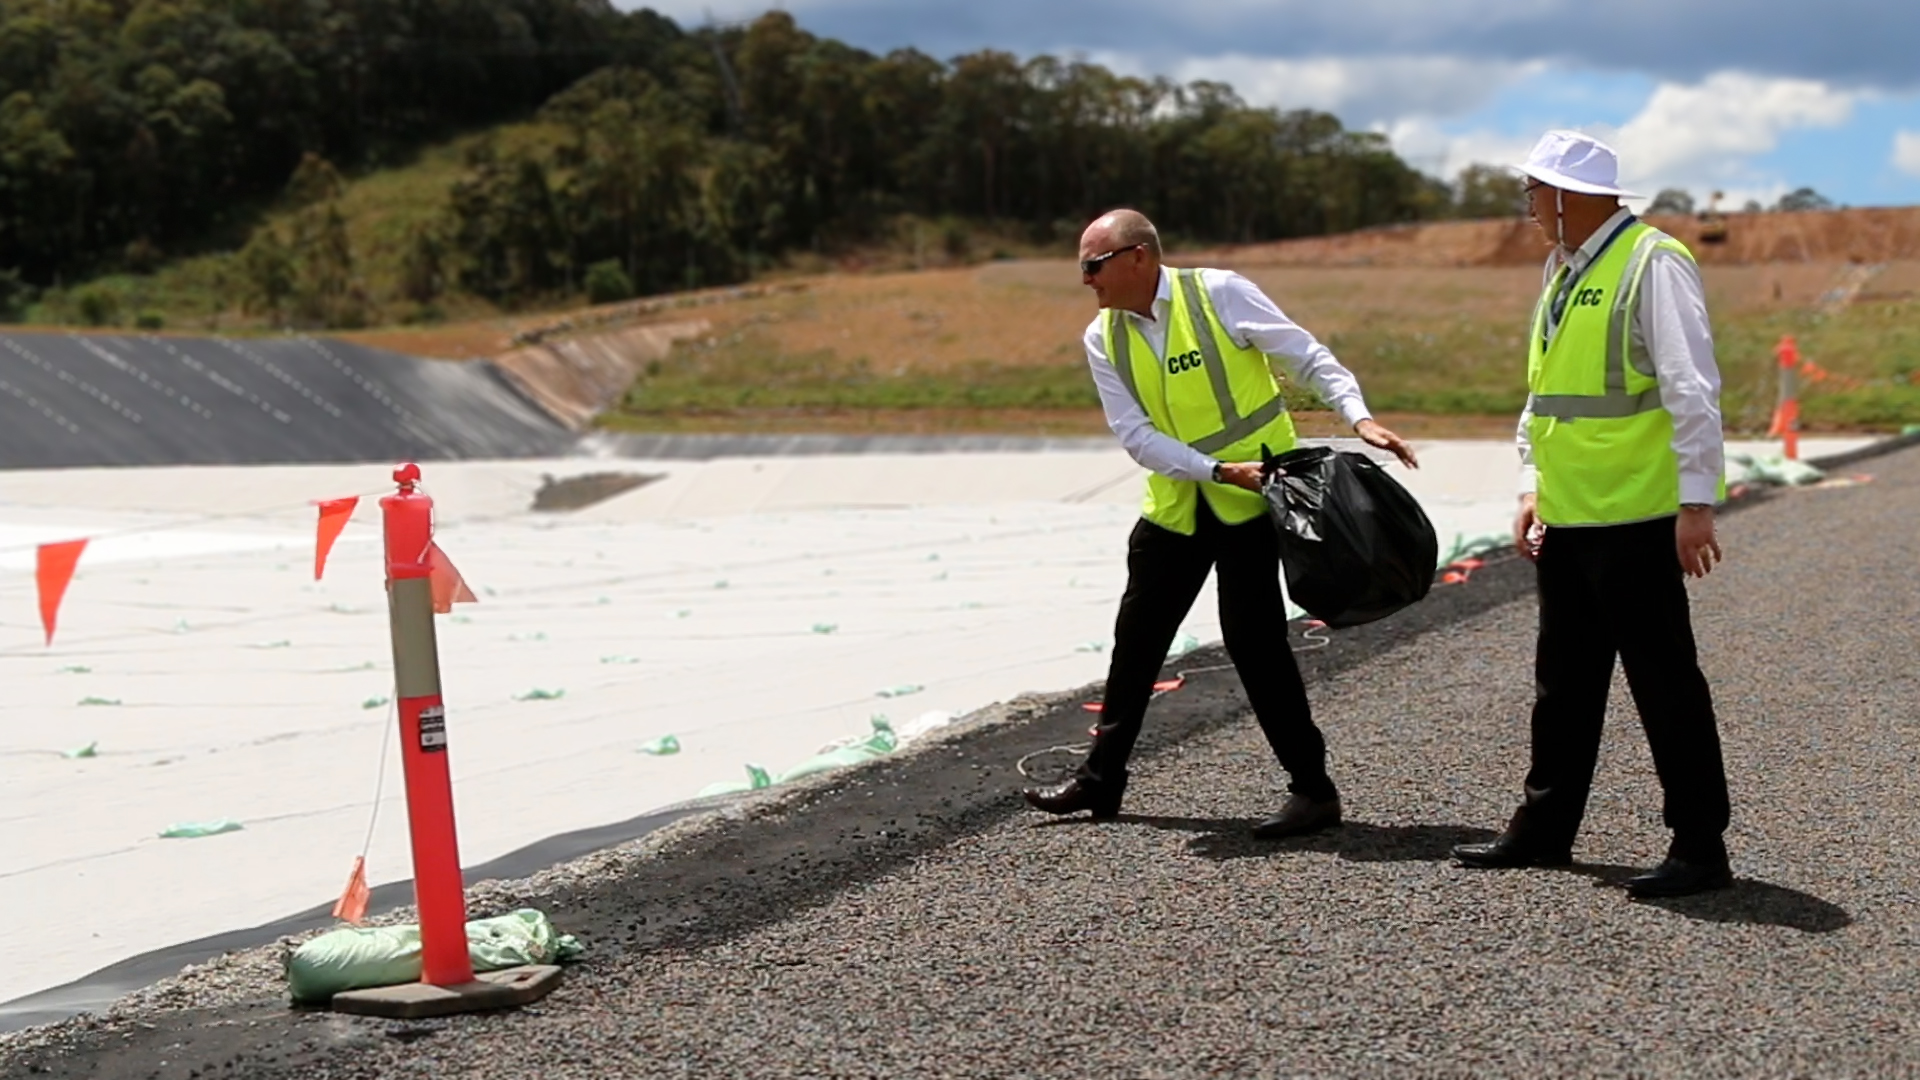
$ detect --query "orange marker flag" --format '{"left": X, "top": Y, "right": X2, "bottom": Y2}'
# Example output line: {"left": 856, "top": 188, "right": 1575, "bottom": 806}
{"left": 426, "top": 542, "right": 477, "bottom": 614}
{"left": 332, "top": 855, "right": 370, "bottom": 924}
{"left": 314, "top": 497, "right": 359, "bottom": 581}
{"left": 36, "top": 539, "right": 88, "bottom": 646}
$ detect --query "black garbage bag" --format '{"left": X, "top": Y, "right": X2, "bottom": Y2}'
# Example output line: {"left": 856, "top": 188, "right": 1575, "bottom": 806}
{"left": 1259, "top": 444, "right": 1439, "bottom": 628}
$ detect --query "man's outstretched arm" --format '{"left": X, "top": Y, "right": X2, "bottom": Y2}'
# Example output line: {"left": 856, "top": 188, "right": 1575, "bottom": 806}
{"left": 1209, "top": 270, "right": 1418, "bottom": 468}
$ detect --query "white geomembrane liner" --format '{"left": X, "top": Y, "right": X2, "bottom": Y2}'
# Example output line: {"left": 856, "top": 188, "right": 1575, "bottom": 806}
{"left": 0, "top": 437, "right": 1869, "bottom": 1004}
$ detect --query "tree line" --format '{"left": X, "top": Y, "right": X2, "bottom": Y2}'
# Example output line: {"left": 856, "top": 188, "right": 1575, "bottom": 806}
{"left": 1644, "top": 187, "right": 1837, "bottom": 215}
{"left": 4, "top": 1, "right": 1528, "bottom": 325}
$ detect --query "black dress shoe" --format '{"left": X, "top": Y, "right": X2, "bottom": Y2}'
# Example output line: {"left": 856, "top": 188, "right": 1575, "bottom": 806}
{"left": 1452, "top": 832, "right": 1573, "bottom": 869}
{"left": 1022, "top": 778, "right": 1122, "bottom": 819}
{"left": 1251, "top": 793, "right": 1342, "bottom": 839}
{"left": 1626, "top": 856, "right": 1733, "bottom": 898}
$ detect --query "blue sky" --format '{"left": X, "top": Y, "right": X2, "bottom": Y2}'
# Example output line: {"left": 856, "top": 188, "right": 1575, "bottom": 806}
{"left": 629, "top": 0, "right": 1920, "bottom": 210}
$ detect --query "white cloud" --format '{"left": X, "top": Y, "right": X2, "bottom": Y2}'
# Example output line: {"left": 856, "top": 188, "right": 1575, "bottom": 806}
{"left": 1079, "top": 62, "right": 1855, "bottom": 199}
{"left": 1600, "top": 73, "right": 1857, "bottom": 191}
{"left": 1896, "top": 131, "right": 1920, "bottom": 178}
{"left": 1135, "top": 54, "right": 1547, "bottom": 127}
{"left": 1383, "top": 71, "right": 1861, "bottom": 202}
{"left": 1378, "top": 118, "right": 1537, "bottom": 180}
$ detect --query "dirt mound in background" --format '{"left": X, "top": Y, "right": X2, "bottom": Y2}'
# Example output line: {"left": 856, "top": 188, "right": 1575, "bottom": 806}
{"left": 1200, "top": 207, "right": 1920, "bottom": 269}
{"left": 1188, "top": 219, "right": 1537, "bottom": 268}
{"left": 1652, "top": 207, "right": 1920, "bottom": 265}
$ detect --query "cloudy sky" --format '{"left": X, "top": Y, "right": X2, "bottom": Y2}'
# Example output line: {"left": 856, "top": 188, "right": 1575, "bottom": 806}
{"left": 631, "top": 0, "right": 1920, "bottom": 210}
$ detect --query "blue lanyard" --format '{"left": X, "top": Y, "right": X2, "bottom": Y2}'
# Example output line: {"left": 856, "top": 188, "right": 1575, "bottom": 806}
{"left": 1556, "top": 214, "right": 1638, "bottom": 300}
{"left": 1549, "top": 214, "right": 1638, "bottom": 331}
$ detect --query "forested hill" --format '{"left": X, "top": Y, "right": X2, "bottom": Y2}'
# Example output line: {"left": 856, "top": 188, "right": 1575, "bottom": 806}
{"left": 0, "top": 1, "right": 1456, "bottom": 326}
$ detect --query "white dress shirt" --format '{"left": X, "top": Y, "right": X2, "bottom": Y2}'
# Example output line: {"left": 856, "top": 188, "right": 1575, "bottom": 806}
{"left": 1082, "top": 267, "right": 1373, "bottom": 483}
{"left": 1517, "top": 207, "right": 1725, "bottom": 506}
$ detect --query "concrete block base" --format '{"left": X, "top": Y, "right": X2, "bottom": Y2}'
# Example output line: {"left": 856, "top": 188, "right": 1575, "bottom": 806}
{"left": 330, "top": 965, "right": 563, "bottom": 1019}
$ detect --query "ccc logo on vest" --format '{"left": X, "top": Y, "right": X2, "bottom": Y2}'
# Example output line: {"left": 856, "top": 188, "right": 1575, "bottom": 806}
{"left": 1570, "top": 287, "right": 1606, "bottom": 309}
{"left": 1167, "top": 349, "right": 1204, "bottom": 375}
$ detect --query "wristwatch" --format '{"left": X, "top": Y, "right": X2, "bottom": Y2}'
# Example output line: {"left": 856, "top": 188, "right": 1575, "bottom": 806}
{"left": 1211, "top": 461, "right": 1223, "bottom": 483}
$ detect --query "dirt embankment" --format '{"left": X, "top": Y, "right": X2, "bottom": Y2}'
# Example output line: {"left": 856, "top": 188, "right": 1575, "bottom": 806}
{"left": 489, "top": 321, "right": 710, "bottom": 430}
{"left": 1198, "top": 207, "right": 1920, "bottom": 270}
{"left": 347, "top": 283, "right": 812, "bottom": 429}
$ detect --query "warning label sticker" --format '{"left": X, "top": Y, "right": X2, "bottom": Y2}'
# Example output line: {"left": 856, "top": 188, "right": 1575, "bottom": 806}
{"left": 419, "top": 705, "right": 447, "bottom": 752}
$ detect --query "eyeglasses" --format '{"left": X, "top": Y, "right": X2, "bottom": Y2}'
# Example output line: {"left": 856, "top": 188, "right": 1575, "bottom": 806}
{"left": 1524, "top": 180, "right": 1548, "bottom": 196}
{"left": 1080, "top": 244, "right": 1143, "bottom": 277}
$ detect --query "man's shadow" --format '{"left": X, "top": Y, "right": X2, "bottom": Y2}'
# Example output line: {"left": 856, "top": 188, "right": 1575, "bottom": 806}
{"left": 1566, "top": 862, "right": 1852, "bottom": 933}
{"left": 1035, "top": 812, "right": 1493, "bottom": 863}
{"left": 1035, "top": 814, "right": 1851, "bottom": 933}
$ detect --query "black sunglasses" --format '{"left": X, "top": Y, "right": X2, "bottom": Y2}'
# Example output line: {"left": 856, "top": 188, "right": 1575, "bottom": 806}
{"left": 1081, "top": 243, "right": 1143, "bottom": 276}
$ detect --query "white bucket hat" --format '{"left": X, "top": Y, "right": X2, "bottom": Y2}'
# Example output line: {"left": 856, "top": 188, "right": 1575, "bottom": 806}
{"left": 1514, "top": 130, "right": 1640, "bottom": 198}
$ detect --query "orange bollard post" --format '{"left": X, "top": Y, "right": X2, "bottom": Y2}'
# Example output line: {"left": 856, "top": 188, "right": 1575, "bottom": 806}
{"left": 332, "top": 463, "right": 562, "bottom": 1018}
{"left": 380, "top": 463, "right": 473, "bottom": 988}
{"left": 1772, "top": 336, "right": 1800, "bottom": 461}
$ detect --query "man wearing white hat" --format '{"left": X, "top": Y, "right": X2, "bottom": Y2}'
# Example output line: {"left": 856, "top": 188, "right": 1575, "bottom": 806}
{"left": 1452, "top": 130, "right": 1734, "bottom": 898}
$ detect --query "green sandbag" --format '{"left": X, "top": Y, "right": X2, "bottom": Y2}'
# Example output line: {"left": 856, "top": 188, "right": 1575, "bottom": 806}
{"left": 777, "top": 718, "right": 898, "bottom": 783}
{"left": 1728, "top": 452, "right": 1825, "bottom": 487}
{"left": 1438, "top": 530, "right": 1511, "bottom": 567}
{"left": 777, "top": 741, "right": 887, "bottom": 782}
{"left": 286, "top": 908, "right": 584, "bottom": 1004}
{"left": 697, "top": 763, "right": 773, "bottom": 797}
{"left": 469, "top": 908, "right": 583, "bottom": 969}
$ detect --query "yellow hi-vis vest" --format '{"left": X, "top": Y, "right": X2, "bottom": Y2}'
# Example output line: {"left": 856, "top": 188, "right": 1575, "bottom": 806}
{"left": 1526, "top": 221, "right": 1723, "bottom": 526}
{"left": 1103, "top": 268, "right": 1299, "bottom": 535}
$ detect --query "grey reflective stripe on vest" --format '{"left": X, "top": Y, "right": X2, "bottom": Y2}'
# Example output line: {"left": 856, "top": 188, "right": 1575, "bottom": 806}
{"left": 1532, "top": 230, "right": 1668, "bottom": 422}
{"left": 1174, "top": 269, "right": 1286, "bottom": 454}
{"left": 1191, "top": 393, "right": 1286, "bottom": 454}
{"left": 1529, "top": 387, "right": 1663, "bottom": 419}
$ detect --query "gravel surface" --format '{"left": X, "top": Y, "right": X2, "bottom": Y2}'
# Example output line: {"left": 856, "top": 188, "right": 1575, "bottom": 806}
{"left": 7, "top": 443, "right": 1919, "bottom": 1079}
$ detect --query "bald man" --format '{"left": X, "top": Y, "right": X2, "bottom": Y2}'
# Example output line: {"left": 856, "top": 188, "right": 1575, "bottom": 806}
{"left": 1022, "top": 209, "right": 1417, "bottom": 837}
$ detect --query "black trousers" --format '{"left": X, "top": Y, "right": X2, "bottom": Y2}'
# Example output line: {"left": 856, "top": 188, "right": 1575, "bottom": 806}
{"left": 1510, "top": 516, "right": 1731, "bottom": 859}
{"left": 1078, "top": 500, "right": 1336, "bottom": 801}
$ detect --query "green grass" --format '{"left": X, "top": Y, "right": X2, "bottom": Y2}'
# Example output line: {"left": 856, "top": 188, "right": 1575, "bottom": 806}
{"left": 1323, "top": 299, "right": 1920, "bottom": 431}
{"left": 600, "top": 298, "right": 1920, "bottom": 432}
{"left": 1712, "top": 300, "right": 1920, "bottom": 430}
{"left": 1323, "top": 318, "right": 1532, "bottom": 416}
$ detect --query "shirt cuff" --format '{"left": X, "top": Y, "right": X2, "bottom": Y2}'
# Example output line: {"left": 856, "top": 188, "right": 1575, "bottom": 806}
{"left": 1517, "top": 466, "right": 1538, "bottom": 496}
{"left": 1680, "top": 472, "right": 1722, "bottom": 505}
{"left": 1337, "top": 401, "right": 1372, "bottom": 429}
